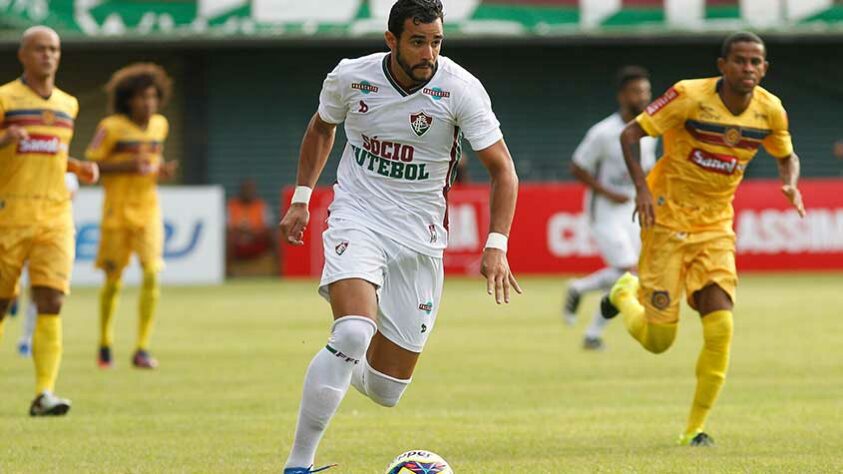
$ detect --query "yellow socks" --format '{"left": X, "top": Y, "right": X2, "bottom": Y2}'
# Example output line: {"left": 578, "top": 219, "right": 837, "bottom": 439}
{"left": 685, "top": 310, "right": 734, "bottom": 436}
{"left": 137, "top": 271, "right": 160, "bottom": 351}
{"left": 33, "top": 315, "right": 62, "bottom": 395}
{"left": 100, "top": 278, "right": 122, "bottom": 347}
{"left": 611, "top": 273, "right": 677, "bottom": 354}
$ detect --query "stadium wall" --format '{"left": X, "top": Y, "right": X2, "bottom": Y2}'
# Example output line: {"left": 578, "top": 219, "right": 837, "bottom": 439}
{"left": 0, "top": 40, "right": 841, "bottom": 216}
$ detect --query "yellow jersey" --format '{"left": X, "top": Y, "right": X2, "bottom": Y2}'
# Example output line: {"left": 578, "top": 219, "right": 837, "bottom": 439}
{"left": 85, "top": 114, "right": 169, "bottom": 229}
{"left": 0, "top": 79, "right": 78, "bottom": 227}
{"left": 636, "top": 77, "right": 793, "bottom": 232}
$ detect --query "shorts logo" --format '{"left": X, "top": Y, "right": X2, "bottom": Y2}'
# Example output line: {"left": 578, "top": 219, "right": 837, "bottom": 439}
{"left": 335, "top": 241, "right": 349, "bottom": 255}
{"left": 428, "top": 224, "right": 437, "bottom": 243}
{"left": 646, "top": 87, "right": 679, "bottom": 115}
{"left": 17, "top": 134, "right": 61, "bottom": 155}
{"left": 688, "top": 149, "right": 743, "bottom": 175}
{"left": 410, "top": 111, "right": 433, "bottom": 137}
{"left": 423, "top": 87, "right": 450, "bottom": 100}
{"left": 418, "top": 301, "right": 433, "bottom": 314}
{"left": 651, "top": 291, "right": 671, "bottom": 310}
{"left": 723, "top": 126, "right": 741, "bottom": 146}
{"left": 351, "top": 81, "right": 379, "bottom": 94}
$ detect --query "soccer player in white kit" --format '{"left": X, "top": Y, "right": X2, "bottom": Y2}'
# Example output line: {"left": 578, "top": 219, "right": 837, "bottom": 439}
{"left": 278, "top": 1, "right": 520, "bottom": 472}
{"left": 564, "top": 66, "right": 657, "bottom": 350}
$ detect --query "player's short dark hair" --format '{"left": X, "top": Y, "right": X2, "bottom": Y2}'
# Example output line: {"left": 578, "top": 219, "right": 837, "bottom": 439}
{"left": 720, "top": 31, "right": 765, "bottom": 58}
{"left": 616, "top": 66, "right": 650, "bottom": 91}
{"left": 106, "top": 63, "right": 172, "bottom": 116}
{"left": 388, "top": 0, "right": 445, "bottom": 39}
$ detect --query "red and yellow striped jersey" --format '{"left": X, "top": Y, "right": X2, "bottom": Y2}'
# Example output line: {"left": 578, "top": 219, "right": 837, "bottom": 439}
{"left": 86, "top": 114, "right": 169, "bottom": 228}
{"left": 637, "top": 77, "right": 793, "bottom": 232}
{"left": 0, "top": 79, "right": 78, "bottom": 227}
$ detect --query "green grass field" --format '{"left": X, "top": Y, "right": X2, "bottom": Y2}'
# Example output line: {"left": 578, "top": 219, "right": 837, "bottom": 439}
{"left": 2, "top": 274, "right": 842, "bottom": 473}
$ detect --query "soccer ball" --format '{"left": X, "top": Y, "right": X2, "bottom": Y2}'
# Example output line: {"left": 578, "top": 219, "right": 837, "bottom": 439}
{"left": 385, "top": 450, "right": 454, "bottom": 474}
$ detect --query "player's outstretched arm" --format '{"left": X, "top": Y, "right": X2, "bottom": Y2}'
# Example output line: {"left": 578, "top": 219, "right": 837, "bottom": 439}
{"left": 776, "top": 153, "right": 806, "bottom": 217}
{"left": 67, "top": 157, "right": 99, "bottom": 184}
{"left": 279, "top": 113, "right": 337, "bottom": 246}
{"left": 475, "top": 139, "right": 522, "bottom": 304}
{"left": 570, "top": 163, "right": 629, "bottom": 204}
{"left": 620, "top": 121, "right": 655, "bottom": 227}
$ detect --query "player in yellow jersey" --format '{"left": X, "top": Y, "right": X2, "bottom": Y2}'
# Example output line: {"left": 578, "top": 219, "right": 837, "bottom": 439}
{"left": 85, "top": 63, "right": 176, "bottom": 370}
{"left": 600, "top": 32, "right": 806, "bottom": 446}
{"left": 0, "top": 26, "right": 98, "bottom": 416}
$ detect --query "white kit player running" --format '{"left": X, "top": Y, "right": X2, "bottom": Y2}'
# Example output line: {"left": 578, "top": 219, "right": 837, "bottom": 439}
{"left": 565, "top": 66, "right": 657, "bottom": 350}
{"left": 277, "top": 1, "right": 520, "bottom": 473}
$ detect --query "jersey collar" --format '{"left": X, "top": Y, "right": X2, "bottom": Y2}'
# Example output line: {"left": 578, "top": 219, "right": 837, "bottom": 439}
{"left": 381, "top": 54, "right": 438, "bottom": 97}
{"left": 19, "top": 76, "right": 52, "bottom": 101}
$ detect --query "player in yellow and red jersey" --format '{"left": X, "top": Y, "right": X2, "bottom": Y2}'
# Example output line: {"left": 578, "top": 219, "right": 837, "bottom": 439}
{"left": 85, "top": 63, "right": 176, "bottom": 370}
{"left": 601, "top": 32, "right": 806, "bottom": 447}
{"left": 0, "top": 26, "right": 98, "bottom": 416}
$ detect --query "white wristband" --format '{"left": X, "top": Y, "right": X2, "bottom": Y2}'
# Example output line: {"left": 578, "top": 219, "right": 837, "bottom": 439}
{"left": 485, "top": 232, "right": 508, "bottom": 252}
{"left": 291, "top": 186, "right": 312, "bottom": 205}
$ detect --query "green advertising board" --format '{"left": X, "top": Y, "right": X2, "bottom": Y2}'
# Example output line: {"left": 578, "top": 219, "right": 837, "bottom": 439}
{"left": 2, "top": 0, "right": 843, "bottom": 42}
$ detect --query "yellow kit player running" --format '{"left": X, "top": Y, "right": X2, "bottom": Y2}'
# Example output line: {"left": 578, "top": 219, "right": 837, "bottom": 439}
{"left": 602, "top": 32, "right": 806, "bottom": 446}
{"left": 85, "top": 63, "right": 177, "bottom": 370}
{"left": 0, "top": 26, "right": 98, "bottom": 416}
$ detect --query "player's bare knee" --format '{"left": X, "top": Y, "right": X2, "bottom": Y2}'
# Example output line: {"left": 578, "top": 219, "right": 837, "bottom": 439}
{"left": 32, "top": 288, "right": 64, "bottom": 314}
{"left": 694, "top": 284, "right": 733, "bottom": 315}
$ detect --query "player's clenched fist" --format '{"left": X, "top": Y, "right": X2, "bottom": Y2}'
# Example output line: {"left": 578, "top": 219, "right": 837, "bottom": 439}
{"left": 0, "top": 124, "right": 30, "bottom": 146}
{"left": 480, "top": 248, "right": 522, "bottom": 305}
{"left": 280, "top": 203, "right": 309, "bottom": 246}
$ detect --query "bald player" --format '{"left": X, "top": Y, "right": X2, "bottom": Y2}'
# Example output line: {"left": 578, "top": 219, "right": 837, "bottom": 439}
{"left": 0, "top": 26, "right": 98, "bottom": 416}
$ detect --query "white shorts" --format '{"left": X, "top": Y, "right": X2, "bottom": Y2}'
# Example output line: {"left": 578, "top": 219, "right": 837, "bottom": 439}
{"left": 318, "top": 218, "right": 444, "bottom": 353}
{"left": 590, "top": 208, "right": 641, "bottom": 269}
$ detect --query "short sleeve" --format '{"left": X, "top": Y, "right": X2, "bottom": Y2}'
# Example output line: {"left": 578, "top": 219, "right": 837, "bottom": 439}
{"left": 85, "top": 121, "right": 115, "bottom": 162}
{"left": 571, "top": 124, "right": 605, "bottom": 174}
{"left": 456, "top": 77, "right": 503, "bottom": 151}
{"left": 317, "top": 60, "right": 349, "bottom": 124}
{"left": 762, "top": 103, "right": 793, "bottom": 159}
{"left": 636, "top": 82, "right": 690, "bottom": 137}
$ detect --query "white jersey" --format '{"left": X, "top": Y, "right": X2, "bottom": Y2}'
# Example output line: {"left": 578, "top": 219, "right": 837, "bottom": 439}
{"left": 572, "top": 112, "right": 657, "bottom": 221}
{"left": 318, "top": 52, "right": 503, "bottom": 257}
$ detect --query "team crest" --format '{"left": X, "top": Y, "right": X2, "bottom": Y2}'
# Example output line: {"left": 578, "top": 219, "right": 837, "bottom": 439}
{"left": 41, "top": 110, "right": 55, "bottom": 125}
{"left": 651, "top": 291, "right": 671, "bottom": 310}
{"left": 410, "top": 111, "right": 433, "bottom": 137}
{"left": 724, "top": 126, "right": 741, "bottom": 146}
{"left": 335, "top": 241, "right": 349, "bottom": 255}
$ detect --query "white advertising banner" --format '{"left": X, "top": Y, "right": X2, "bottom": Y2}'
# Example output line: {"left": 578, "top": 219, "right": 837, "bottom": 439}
{"left": 71, "top": 186, "right": 225, "bottom": 287}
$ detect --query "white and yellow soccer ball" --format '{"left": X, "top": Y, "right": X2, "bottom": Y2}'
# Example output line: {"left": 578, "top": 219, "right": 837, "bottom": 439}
{"left": 385, "top": 450, "right": 454, "bottom": 474}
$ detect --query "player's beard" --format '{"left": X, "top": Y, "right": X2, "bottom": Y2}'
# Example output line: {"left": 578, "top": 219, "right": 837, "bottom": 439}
{"left": 395, "top": 48, "right": 435, "bottom": 85}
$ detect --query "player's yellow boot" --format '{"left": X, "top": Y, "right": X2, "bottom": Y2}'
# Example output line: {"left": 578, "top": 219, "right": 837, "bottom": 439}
{"left": 599, "top": 272, "right": 639, "bottom": 319}
{"left": 678, "top": 431, "right": 714, "bottom": 447}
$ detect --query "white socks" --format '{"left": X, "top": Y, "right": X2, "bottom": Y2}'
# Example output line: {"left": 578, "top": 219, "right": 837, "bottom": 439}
{"left": 570, "top": 267, "right": 625, "bottom": 295}
{"left": 351, "top": 357, "right": 411, "bottom": 408}
{"left": 285, "top": 316, "right": 376, "bottom": 469}
{"left": 585, "top": 298, "right": 610, "bottom": 339}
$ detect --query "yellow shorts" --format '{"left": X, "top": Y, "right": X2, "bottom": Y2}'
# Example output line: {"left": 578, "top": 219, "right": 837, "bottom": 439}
{"left": 638, "top": 225, "right": 737, "bottom": 324}
{"left": 0, "top": 225, "right": 75, "bottom": 298}
{"left": 96, "top": 223, "right": 164, "bottom": 275}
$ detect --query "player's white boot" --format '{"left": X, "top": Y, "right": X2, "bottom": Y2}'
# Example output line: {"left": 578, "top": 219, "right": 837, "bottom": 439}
{"left": 29, "top": 390, "right": 71, "bottom": 417}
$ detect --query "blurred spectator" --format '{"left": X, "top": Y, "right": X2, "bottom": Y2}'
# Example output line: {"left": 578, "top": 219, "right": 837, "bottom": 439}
{"left": 227, "top": 179, "right": 274, "bottom": 269}
{"left": 834, "top": 140, "right": 843, "bottom": 161}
